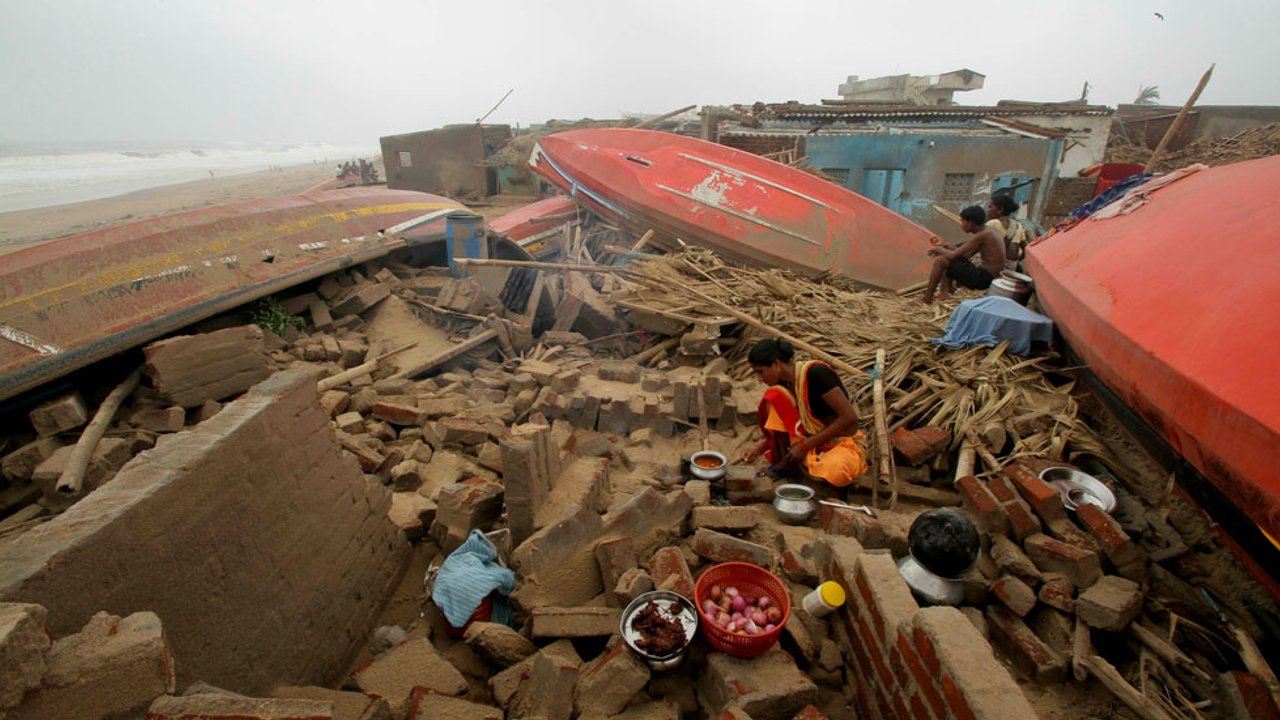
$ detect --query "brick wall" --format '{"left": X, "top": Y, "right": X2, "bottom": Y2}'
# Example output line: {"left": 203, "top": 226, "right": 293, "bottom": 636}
{"left": 819, "top": 537, "right": 1040, "bottom": 720}
{"left": 0, "top": 370, "right": 409, "bottom": 694}
{"left": 1043, "top": 177, "right": 1097, "bottom": 228}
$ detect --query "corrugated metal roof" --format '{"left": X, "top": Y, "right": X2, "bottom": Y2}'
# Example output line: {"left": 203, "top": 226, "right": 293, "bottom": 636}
{"left": 730, "top": 102, "right": 1113, "bottom": 120}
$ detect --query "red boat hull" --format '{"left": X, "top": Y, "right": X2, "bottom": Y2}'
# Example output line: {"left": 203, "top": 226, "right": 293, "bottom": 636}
{"left": 0, "top": 188, "right": 466, "bottom": 402}
{"left": 488, "top": 195, "right": 579, "bottom": 258}
{"left": 529, "top": 129, "right": 936, "bottom": 290}
{"left": 1026, "top": 156, "right": 1280, "bottom": 544}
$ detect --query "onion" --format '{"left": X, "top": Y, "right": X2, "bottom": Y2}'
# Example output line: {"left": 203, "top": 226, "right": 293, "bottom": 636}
{"left": 725, "top": 586, "right": 739, "bottom": 598}
{"left": 703, "top": 599, "right": 718, "bottom": 615}
{"left": 757, "top": 596, "right": 772, "bottom": 609}
{"left": 716, "top": 612, "right": 731, "bottom": 628}
{"left": 765, "top": 623, "right": 777, "bottom": 632}
{"left": 741, "top": 594, "right": 756, "bottom": 607}
{"left": 744, "top": 618, "right": 759, "bottom": 634}
{"left": 751, "top": 609, "right": 768, "bottom": 626}
{"left": 765, "top": 606, "right": 783, "bottom": 624}
{"left": 710, "top": 584, "right": 724, "bottom": 601}
{"left": 731, "top": 596, "right": 747, "bottom": 612}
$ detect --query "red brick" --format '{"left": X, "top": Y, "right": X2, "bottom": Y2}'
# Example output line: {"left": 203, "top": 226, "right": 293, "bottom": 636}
{"left": 594, "top": 536, "right": 636, "bottom": 593}
{"left": 853, "top": 609, "right": 895, "bottom": 691}
{"left": 371, "top": 400, "right": 424, "bottom": 426}
{"left": 912, "top": 625, "right": 941, "bottom": 677}
{"left": 891, "top": 692, "right": 911, "bottom": 720}
{"left": 954, "top": 476, "right": 1009, "bottom": 534}
{"left": 990, "top": 575, "right": 1037, "bottom": 617}
{"left": 1024, "top": 533, "right": 1102, "bottom": 588}
{"left": 792, "top": 705, "right": 830, "bottom": 720}
{"left": 146, "top": 694, "right": 332, "bottom": 719}
{"left": 909, "top": 690, "right": 937, "bottom": 720}
{"left": 818, "top": 505, "right": 885, "bottom": 547}
{"left": 1037, "top": 575, "right": 1076, "bottom": 614}
{"left": 891, "top": 425, "right": 951, "bottom": 465}
{"left": 1045, "top": 518, "right": 1102, "bottom": 555}
{"left": 689, "top": 528, "right": 773, "bottom": 566}
{"left": 897, "top": 630, "right": 946, "bottom": 719}
{"left": 1221, "top": 670, "right": 1280, "bottom": 720}
{"left": 1004, "top": 462, "right": 1068, "bottom": 524}
{"left": 942, "top": 673, "right": 977, "bottom": 720}
{"left": 985, "top": 606, "right": 1067, "bottom": 683}
{"left": 648, "top": 546, "right": 695, "bottom": 600}
{"left": 1002, "top": 498, "right": 1043, "bottom": 541}
{"left": 1076, "top": 504, "right": 1146, "bottom": 580}
{"left": 986, "top": 474, "right": 1019, "bottom": 504}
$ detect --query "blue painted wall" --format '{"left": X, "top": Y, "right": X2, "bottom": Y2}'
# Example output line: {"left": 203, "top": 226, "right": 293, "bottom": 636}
{"left": 804, "top": 133, "right": 1061, "bottom": 244}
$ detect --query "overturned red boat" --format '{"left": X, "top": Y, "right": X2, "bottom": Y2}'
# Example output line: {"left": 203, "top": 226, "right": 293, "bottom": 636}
{"left": 1026, "top": 156, "right": 1280, "bottom": 583}
{"left": 487, "top": 195, "right": 579, "bottom": 259}
{"left": 529, "top": 128, "right": 936, "bottom": 290}
{"left": 0, "top": 188, "right": 469, "bottom": 402}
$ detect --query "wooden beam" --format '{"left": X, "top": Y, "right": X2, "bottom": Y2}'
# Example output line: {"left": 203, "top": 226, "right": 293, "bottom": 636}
{"left": 1145, "top": 64, "right": 1214, "bottom": 172}
{"left": 56, "top": 367, "right": 142, "bottom": 495}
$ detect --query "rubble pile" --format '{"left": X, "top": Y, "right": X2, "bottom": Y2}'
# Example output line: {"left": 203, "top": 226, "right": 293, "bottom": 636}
{"left": 1108, "top": 122, "right": 1280, "bottom": 172}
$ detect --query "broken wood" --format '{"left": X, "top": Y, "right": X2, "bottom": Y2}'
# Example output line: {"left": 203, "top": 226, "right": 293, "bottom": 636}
{"left": 1073, "top": 617, "right": 1091, "bottom": 682}
{"left": 695, "top": 384, "right": 710, "bottom": 451}
{"left": 1130, "top": 623, "right": 1213, "bottom": 684}
{"left": 397, "top": 292, "right": 487, "bottom": 322}
{"left": 889, "top": 385, "right": 929, "bottom": 413}
{"left": 630, "top": 229, "right": 656, "bottom": 253}
{"left": 316, "top": 341, "right": 418, "bottom": 392}
{"left": 1232, "top": 625, "right": 1280, "bottom": 714}
{"left": 391, "top": 329, "right": 499, "bottom": 380}
{"left": 953, "top": 440, "right": 976, "bottom": 482}
{"left": 56, "top": 366, "right": 142, "bottom": 495}
{"left": 629, "top": 336, "right": 680, "bottom": 366}
{"left": 1146, "top": 64, "right": 1215, "bottom": 173}
{"left": 872, "top": 349, "right": 893, "bottom": 509}
{"left": 1082, "top": 654, "right": 1176, "bottom": 720}
{"left": 966, "top": 430, "right": 1003, "bottom": 474}
{"left": 633, "top": 104, "right": 697, "bottom": 130}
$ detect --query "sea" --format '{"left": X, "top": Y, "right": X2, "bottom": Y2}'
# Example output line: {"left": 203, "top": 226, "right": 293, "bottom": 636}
{"left": 0, "top": 141, "right": 380, "bottom": 214}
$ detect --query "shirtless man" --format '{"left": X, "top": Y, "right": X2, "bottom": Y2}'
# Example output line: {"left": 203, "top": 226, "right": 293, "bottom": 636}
{"left": 922, "top": 205, "right": 1005, "bottom": 304}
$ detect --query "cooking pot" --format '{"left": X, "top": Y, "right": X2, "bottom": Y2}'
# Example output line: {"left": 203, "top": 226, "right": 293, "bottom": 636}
{"left": 907, "top": 508, "right": 979, "bottom": 579}
{"left": 689, "top": 451, "right": 727, "bottom": 481}
{"left": 987, "top": 278, "right": 1030, "bottom": 305}
{"left": 773, "top": 484, "right": 817, "bottom": 525}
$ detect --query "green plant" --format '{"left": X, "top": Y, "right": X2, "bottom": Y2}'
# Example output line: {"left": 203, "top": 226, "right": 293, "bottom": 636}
{"left": 247, "top": 296, "right": 303, "bottom": 336}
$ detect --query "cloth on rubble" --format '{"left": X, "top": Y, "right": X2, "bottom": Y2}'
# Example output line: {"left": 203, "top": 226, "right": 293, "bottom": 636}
{"left": 756, "top": 360, "right": 868, "bottom": 487}
{"left": 932, "top": 296, "right": 1054, "bottom": 357}
{"left": 431, "top": 529, "right": 516, "bottom": 628}
{"left": 1089, "top": 164, "right": 1208, "bottom": 221}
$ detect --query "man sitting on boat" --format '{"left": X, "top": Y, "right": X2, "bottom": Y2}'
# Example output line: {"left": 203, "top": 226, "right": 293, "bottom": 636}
{"left": 923, "top": 205, "right": 1006, "bottom": 304}
{"left": 742, "top": 339, "right": 867, "bottom": 488}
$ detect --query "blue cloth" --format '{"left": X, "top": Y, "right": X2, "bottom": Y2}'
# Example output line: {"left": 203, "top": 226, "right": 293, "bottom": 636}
{"left": 431, "top": 530, "right": 516, "bottom": 628}
{"left": 932, "top": 296, "right": 1054, "bottom": 357}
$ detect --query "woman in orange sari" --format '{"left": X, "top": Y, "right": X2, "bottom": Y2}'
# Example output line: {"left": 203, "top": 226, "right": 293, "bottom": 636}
{"left": 742, "top": 339, "right": 868, "bottom": 487}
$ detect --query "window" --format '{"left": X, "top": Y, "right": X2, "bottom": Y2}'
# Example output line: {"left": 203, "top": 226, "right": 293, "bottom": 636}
{"left": 398, "top": 151, "right": 413, "bottom": 168}
{"left": 942, "top": 173, "right": 974, "bottom": 203}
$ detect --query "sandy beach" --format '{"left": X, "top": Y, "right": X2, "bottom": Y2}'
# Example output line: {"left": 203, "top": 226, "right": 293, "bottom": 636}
{"left": 0, "top": 162, "right": 345, "bottom": 255}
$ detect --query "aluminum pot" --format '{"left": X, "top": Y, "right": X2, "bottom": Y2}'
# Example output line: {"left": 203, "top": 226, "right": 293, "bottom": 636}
{"left": 689, "top": 451, "right": 727, "bottom": 481}
{"left": 773, "top": 484, "right": 817, "bottom": 525}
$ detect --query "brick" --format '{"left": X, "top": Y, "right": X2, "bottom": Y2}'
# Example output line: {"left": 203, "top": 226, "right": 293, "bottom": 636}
{"left": 0, "top": 603, "right": 50, "bottom": 710}
{"left": 1076, "top": 504, "right": 1146, "bottom": 580}
{"left": 509, "top": 653, "right": 579, "bottom": 720}
{"left": 896, "top": 629, "right": 946, "bottom": 720}
{"left": 31, "top": 438, "right": 132, "bottom": 494}
{"left": 649, "top": 546, "right": 696, "bottom": 600}
{"left": 1044, "top": 518, "right": 1102, "bottom": 555}
{"left": 990, "top": 535, "right": 1042, "bottom": 585}
{"left": 599, "top": 486, "right": 692, "bottom": 558}
{"left": 439, "top": 417, "right": 488, "bottom": 445}
{"left": 853, "top": 553, "right": 919, "bottom": 649}
{"left": 1218, "top": 670, "right": 1280, "bottom": 720}
{"left": 985, "top": 606, "right": 1067, "bottom": 683}
{"left": 1001, "top": 498, "right": 1043, "bottom": 541}
{"left": 317, "top": 390, "right": 350, "bottom": 418}
{"left": 954, "top": 476, "right": 1009, "bottom": 535}
{"left": 1004, "top": 462, "right": 1068, "bottom": 524}
{"left": 1076, "top": 575, "right": 1142, "bottom": 631}
{"left": 28, "top": 391, "right": 89, "bottom": 436}
{"left": 1023, "top": 533, "right": 1102, "bottom": 588}
{"left": 989, "top": 575, "right": 1037, "bottom": 617}
{"left": 490, "top": 641, "right": 580, "bottom": 709}
{"left": 271, "top": 685, "right": 389, "bottom": 720}
{"left": 599, "top": 360, "right": 642, "bottom": 383}
{"left": 1, "top": 438, "right": 62, "bottom": 483}
{"left": 371, "top": 400, "right": 424, "bottom": 426}
{"left": 691, "top": 528, "right": 774, "bottom": 567}
{"left": 388, "top": 460, "right": 427, "bottom": 492}
{"left": 692, "top": 505, "right": 760, "bottom": 532}
{"left": 890, "top": 425, "right": 951, "bottom": 465}
{"left": 129, "top": 406, "right": 186, "bottom": 433}
{"left": 530, "top": 607, "right": 622, "bottom": 639}
{"left": 352, "top": 638, "right": 466, "bottom": 717}
{"left": 10, "top": 611, "right": 174, "bottom": 720}
{"left": 551, "top": 370, "right": 580, "bottom": 393}
{"left": 912, "top": 607, "right": 1040, "bottom": 719}
{"left": 594, "top": 536, "right": 637, "bottom": 598}
{"left": 407, "top": 688, "right": 501, "bottom": 720}
{"left": 697, "top": 647, "right": 819, "bottom": 720}
{"left": 817, "top": 505, "right": 886, "bottom": 548}
{"left": 684, "top": 480, "right": 712, "bottom": 506}
{"left": 614, "top": 568, "right": 656, "bottom": 607}
{"left": 146, "top": 694, "right": 333, "bottom": 719}
{"left": 1026, "top": 606, "right": 1075, "bottom": 659}
{"left": 330, "top": 283, "right": 390, "bottom": 317}
{"left": 144, "top": 325, "right": 270, "bottom": 407}
{"left": 574, "top": 641, "right": 651, "bottom": 717}
{"left": 1037, "top": 574, "right": 1077, "bottom": 614}
{"left": 462, "top": 621, "right": 536, "bottom": 669}
{"left": 500, "top": 425, "right": 559, "bottom": 545}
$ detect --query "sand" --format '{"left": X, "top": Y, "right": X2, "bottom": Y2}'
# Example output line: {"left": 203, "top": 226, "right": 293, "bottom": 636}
{"left": 0, "top": 163, "right": 345, "bottom": 256}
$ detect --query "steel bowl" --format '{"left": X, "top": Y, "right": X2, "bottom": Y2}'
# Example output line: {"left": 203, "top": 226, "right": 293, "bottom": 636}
{"left": 773, "top": 483, "right": 817, "bottom": 525}
{"left": 1039, "top": 467, "right": 1117, "bottom": 514}
{"left": 689, "top": 451, "right": 727, "bottom": 481}
{"left": 620, "top": 591, "right": 698, "bottom": 671}
{"left": 897, "top": 555, "right": 965, "bottom": 606}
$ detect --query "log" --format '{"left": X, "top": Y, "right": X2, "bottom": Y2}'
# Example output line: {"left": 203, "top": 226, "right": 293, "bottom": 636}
{"left": 872, "top": 349, "right": 894, "bottom": 509}
{"left": 56, "top": 367, "right": 142, "bottom": 495}
{"left": 1082, "top": 654, "right": 1176, "bottom": 720}
{"left": 889, "top": 385, "right": 929, "bottom": 413}
{"left": 634, "top": 105, "right": 697, "bottom": 130}
{"left": 630, "top": 229, "right": 656, "bottom": 253}
{"left": 966, "top": 430, "right": 1003, "bottom": 474}
{"left": 953, "top": 441, "right": 976, "bottom": 482}
{"left": 629, "top": 336, "right": 680, "bottom": 366}
{"left": 1145, "top": 64, "right": 1215, "bottom": 172}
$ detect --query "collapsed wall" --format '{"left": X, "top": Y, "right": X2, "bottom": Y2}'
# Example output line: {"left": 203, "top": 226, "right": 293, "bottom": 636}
{"left": 0, "top": 369, "right": 409, "bottom": 694}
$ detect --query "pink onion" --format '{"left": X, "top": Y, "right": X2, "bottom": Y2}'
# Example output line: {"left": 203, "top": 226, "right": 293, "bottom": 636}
{"left": 725, "top": 586, "right": 739, "bottom": 597}
{"left": 731, "top": 596, "right": 747, "bottom": 612}
{"left": 751, "top": 609, "right": 768, "bottom": 626}
{"left": 744, "top": 619, "right": 759, "bottom": 634}
{"left": 757, "top": 596, "right": 772, "bottom": 609}
{"left": 703, "top": 599, "right": 717, "bottom": 615}
{"left": 710, "top": 584, "right": 724, "bottom": 601}
{"left": 765, "top": 623, "right": 777, "bottom": 632}
{"left": 765, "top": 606, "right": 783, "bottom": 624}
{"left": 716, "top": 612, "right": 731, "bottom": 628}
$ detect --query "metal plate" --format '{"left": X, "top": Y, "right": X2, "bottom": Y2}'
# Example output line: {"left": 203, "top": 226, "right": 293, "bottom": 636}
{"left": 620, "top": 591, "right": 698, "bottom": 662}
{"left": 1039, "top": 467, "right": 1118, "bottom": 514}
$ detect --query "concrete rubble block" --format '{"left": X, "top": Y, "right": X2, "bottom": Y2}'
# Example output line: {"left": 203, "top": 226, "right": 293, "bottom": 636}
{"left": 335, "top": 339, "right": 365, "bottom": 368}
{"left": 406, "top": 688, "right": 501, "bottom": 720}
{"left": 512, "top": 504, "right": 605, "bottom": 610}
{"left": 1004, "top": 462, "right": 1069, "bottom": 525}
{"left": 984, "top": 605, "right": 1067, "bottom": 683}
{"left": 1076, "top": 575, "right": 1142, "bottom": 631}
{"left": 537, "top": 457, "right": 610, "bottom": 527}
{"left": 476, "top": 442, "right": 502, "bottom": 472}
{"left": 440, "top": 417, "right": 489, "bottom": 446}
{"left": 601, "top": 486, "right": 693, "bottom": 557}
{"left": 349, "top": 387, "right": 378, "bottom": 414}
{"left": 595, "top": 536, "right": 637, "bottom": 597}
{"left": 697, "top": 647, "right": 819, "bottom": 720}
{"left": 435, "top": 478, "right": 505, "bottom": 538}
{"left": 648, "top": 546, "right": 696, "bottom": 600}
{"left": 331, "top": 283, "right": 391, "bottom": 317}
{"left": 28, "top": 391, "right": 89, "bottom": 437}
{"left": 954, "top": 476, "right": 1010, "bottom": 535}
{"left": 990, "top": 534, "right": 1042, "bottom": 585}
{"left": 551, "top": 369, "right": 581, "bottom": 393}
{"left": 463, "top": 621, "right": 537, "bottom": 669}
{"left": 499, "top": 425, "right": 558, "bottom": 545}
{"left": 371, "top": 400, "right": 424, "bottom": 427}
{"left": 911, "top": 606, "right": 1041, "bottom": 718}
{"left": 129, "top": 406, "right": 187, "bottom": 434}
{"left": 723, "top": 465, "right": 773, "bottom": 505}
{"left": 388, "top": 459, "right": 427, "bottom": 492}
{"left": 8, "top": 611, "right": 174, "bottom": 720}
{"left": 147, "top": 693, "right": 333, "bottom": 719}
{"left": 509, "top": 652, "right": 580, "bottom": 720}
{"left": 144, "top": 324, "right": 271, "bottom": 407}
{"left": 1024, "top": 533, "right": 1102, "bottom": 588}
{"left": 31, "top": 438, "right": 132, "bottom": 494}
{"left": 692, "top": 505, "right": 760, "bottom": 532}
{"left": 604, "top": 699, "right": 681, "bottom": 720}
{"left": 308, "top": 301, "right": 335, "bottom": 333}
{"left": 989, "top": 574, "right": 1038, "bottom": 617}
{"left": 598, "top": 399, "right": 631, "bottom": 436}
{"left": 599, "top": 360, "right": 642, "bottom": 384}
{"left": 416, "top": 396, "right": 470, "bottom": 418}
{"left": 531, "top": 607, "right": 622, "bottom": 639}
{"left": 352, "top": 638, "right": 466, "bottom": 717}
{"left": 318, "top": 390, "right": 351, "bottom": 418}
{"left": 684, "top": 480, "right": 712, "bottom": 507}
{"left": 574, "top": 641, "right": 651, "bottom": 717}
{"left": 321, "top": 336, "right": 342, "bottom": 362}
{"left": 1037, "top": 573, "right": 1076, "bottom": 614}
{"left": 490, "top": 640, "right": 581, "bottom": 709}
{"left": 776, "top": 532, "right": 819, "bottom": 585}
{"left": 1, "top": 438, "right": 62, "bottom": 483}
{"left": 1025, "top": 607, "right": 1075, "bottom": 659}
{"left": 0, "top": 603, "right": 50, "bottom": 710}
{"left": 890, "top": 425, "right": 951, "bottom": 465}
{"left": 691, "top": 528, "right": 775, "bottom": 567}
{"left": 614, "top": 568, "right": 656, "bottom": 607}
{"left": 271, "top": 685, "right": 390, "bottom": 720}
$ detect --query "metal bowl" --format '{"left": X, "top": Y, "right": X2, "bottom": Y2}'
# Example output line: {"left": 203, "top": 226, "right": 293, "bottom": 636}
{"left": 689, "top": 451, "right": 727, "bottom": 481}
{"left": 1038, "top": 467, "right": 1117, "bottom": 514}
{"left": 897, "top": 555, "right": 965, "bottom": 606}
{"left": 620, "top": 591, "right": 698, "bottom": 671}
{"left": 773, "top": 483, "right": 817, "bottom": 525}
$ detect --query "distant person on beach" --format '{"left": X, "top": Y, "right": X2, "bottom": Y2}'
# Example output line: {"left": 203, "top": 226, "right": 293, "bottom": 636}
{"left": 208, "top": 170, "right": 214, "bottom": 179}
{"left": 922, "top": 205, "right": 1005, "bottom": 304}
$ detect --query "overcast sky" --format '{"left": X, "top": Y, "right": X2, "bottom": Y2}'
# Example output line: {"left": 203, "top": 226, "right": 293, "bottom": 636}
{"left": 2, "top": 0, "right": 1277, "bottom": 145}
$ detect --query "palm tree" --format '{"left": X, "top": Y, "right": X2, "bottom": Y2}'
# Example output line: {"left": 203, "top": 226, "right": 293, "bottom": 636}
{"left": 1134, "top": 85, "right": 1161, "bottom": 106}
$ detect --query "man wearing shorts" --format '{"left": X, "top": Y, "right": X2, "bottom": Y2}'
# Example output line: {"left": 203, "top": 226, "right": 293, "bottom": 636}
{"left": 923, "top": 205, "right": 1006, "bottom": 304}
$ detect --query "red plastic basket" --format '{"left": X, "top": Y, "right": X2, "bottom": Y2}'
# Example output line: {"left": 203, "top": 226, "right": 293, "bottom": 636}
{"left": 694, "top": 562, "right": 791, "bottom": 657}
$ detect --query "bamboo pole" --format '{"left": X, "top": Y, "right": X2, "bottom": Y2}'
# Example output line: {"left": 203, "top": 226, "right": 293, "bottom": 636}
{"left": 1073, "top": 617, "right": 1091, "bottom": 682}
{"left": 890, "top": 385, "right": 929, "bottom": 413}
{"left": 629, "top": 336, "right": 680, "bottom": 365}
{"left": 953, "top": 441, "right": 976, "bottom": 481}
{"left": 1145, "top": 64, "right": 1215, "bottom": 172}
{"left": 634, "top": 104, "right": 697, "bottom": 129}
{"left": 872, "top": 349, "right": 894, "bottom": 509}
{"left": 56, "top": 367, "right": 143, "bottom": 495}
{"left": 1082, "top": 654, "right": 1176, "bottom": 720}
{"left": 966, "top": 430, "right": 1004, "bottom": 474}
{"left": 317, "top": 341, "right": 418, "bottom": 392}
{"left": 630, "top": 229, "right": 656, "bottom": 253}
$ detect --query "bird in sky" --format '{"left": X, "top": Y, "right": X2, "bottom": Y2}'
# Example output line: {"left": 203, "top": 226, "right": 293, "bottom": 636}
{"left": 1154, "top": 12, "right": 1164, "bottom": 20}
